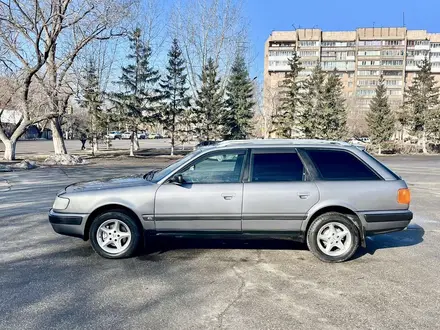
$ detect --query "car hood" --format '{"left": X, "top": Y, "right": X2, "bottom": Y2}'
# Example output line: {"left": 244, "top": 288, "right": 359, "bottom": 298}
{"left": 64, "top": 175, "right": 153, "bottom": 193}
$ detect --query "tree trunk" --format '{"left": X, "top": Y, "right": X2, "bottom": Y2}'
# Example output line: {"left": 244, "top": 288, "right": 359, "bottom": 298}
{"left": 51, "top": 118, "right": 67, "bottom": 155}
{"left": 93, "top": 134, "right": 99, "bottom": 154}
{"left": 3, "top": 139, "right": 16, "bottom": 161}
{"left": 422, "top": 131, "right": 428, "bottom": 154}
{"left": 171, "top": 131, "right": 175, "bottom": 156}
{"left": 134, "top": 132, "right": 140, "bottom": 151}
{"left": 129, "top": 133, "right": 135, "bottom": 156}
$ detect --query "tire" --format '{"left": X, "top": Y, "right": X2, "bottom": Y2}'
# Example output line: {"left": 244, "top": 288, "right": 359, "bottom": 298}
{"left": 89, "top": 210, "right": 142, "bottom": 259}
{"left": 306, "top": 212, "right": 360, "bottom": 263}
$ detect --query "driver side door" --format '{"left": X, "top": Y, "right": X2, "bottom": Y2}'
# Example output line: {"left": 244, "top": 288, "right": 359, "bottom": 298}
{"left": 154, "top": 149, "right": 247, "bottom": 232}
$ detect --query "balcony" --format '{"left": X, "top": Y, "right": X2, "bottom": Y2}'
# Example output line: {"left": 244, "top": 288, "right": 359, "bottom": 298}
{"left": 415, "top": 44, "right": 430, "bottom": 51}
{"left": 406, "top": 65, "right": 420, "bottom": 71}
{"left": 415, "top": 54, "right": 428, "bottom": 61}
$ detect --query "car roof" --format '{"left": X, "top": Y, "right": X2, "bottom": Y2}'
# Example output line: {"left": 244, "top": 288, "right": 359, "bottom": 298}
{"left": 205, "top": 139, "right": 353, "bottom": 150}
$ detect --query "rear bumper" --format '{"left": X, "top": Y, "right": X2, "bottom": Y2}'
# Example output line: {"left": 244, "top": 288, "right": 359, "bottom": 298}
{"left": 362, "top": 210, "right": 413, "bottom": 235}
{"left": 49, "top": 209, "right": 88, "bottom": 239}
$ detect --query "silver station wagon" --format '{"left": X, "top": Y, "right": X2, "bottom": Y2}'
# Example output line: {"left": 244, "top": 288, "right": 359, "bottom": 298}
{"left": 49, "top": 140, "right": 413, "bottom": 262}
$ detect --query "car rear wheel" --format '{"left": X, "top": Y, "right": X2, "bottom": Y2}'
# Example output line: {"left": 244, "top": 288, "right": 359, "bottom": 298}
{"left": 306, "top": 212, "right": 359, "bottom": 263}
{"left": 89, "top": 210, "right": 142, "bottom": 259}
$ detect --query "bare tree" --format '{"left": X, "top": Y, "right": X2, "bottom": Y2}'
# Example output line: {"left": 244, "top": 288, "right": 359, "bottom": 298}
{"left": 0, "top": 0, "right": 133, "bottom": 160}
{"left": 169, "top": 0, "right": 248, "bottom": 97}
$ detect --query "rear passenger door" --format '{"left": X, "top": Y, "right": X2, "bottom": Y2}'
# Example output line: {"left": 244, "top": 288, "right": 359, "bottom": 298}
{"left": 242, "top": 149, "right": 319, "bottom": 233}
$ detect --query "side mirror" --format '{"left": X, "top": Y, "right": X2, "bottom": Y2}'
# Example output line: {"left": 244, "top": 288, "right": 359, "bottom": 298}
{"left": 170, "top": 174, "right": 184, "bottom": 184}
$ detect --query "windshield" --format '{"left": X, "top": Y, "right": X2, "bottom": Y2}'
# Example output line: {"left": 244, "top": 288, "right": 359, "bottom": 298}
{"left": 149, "top": 149, "right": 204, "bottom": 183}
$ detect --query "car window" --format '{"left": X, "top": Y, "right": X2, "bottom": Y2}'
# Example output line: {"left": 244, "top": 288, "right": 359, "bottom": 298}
{"left": 305, "top": 149, "right": 380, "bottom": 181}
{"left": 179, "top": 152, "right": 245, "bottom": 184}
{"left": 150, "top": 149, "right": 204, "bottom": 183}
{"left": 251, "top": 152, "right": 305, "bottom": 182}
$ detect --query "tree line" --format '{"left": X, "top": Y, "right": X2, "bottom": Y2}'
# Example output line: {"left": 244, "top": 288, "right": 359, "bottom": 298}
{"left": 0, "top": 0, "right": 253, "bottom": 160}
{"left": 270, "top": 52, "right": 347, "bottom": 140}
{"left": 81, "top": 29, "right": 255, "bottom": 156}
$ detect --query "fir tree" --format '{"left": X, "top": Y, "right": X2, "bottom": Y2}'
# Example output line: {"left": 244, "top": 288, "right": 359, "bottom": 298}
{"left": 366, "top": 75, "right": 395, "bottom": 154}
{"left": 193, "top": 58, "right": 224, "bottom": 141}
{"left": 222, "top": 53, "right": 255, "bottom": 140}
{"left": 403, "top": 57, "right": 440, "bottom": 153}
{"left": 111, "top": 28, "right": 161, "bottom": 156}
{"left": 299, "top": 64, "right": 326, "bottom": 138}
{"left": 79, "top": 58, "right": 105, "bottom": 155}
{"left": 271, "top": 52, "right": 303, "bottom": 138}
{"left": 323, "top": 69, "right": 347, "bottom": 140}
{"left": 159, "top": 39, "right": 190, "bottom": 155}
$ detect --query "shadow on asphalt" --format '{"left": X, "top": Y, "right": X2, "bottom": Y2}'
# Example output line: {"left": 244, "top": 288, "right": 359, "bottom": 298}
{"left": 138, "top": 237, "right": 308, "bottom": 261}
{"left": 353, "top": 223, "right": 425, "bottom": 259}
{"left": 137, "top": 224, "right": 425, "bottom": 262}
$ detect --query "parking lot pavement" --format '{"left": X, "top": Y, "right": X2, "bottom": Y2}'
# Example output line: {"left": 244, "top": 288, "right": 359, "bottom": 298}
{"left": 1, "top": 155, "right": 440, "bottom": 330}
{"left": 0, "top": 139, "right": 195, "bottom": 157}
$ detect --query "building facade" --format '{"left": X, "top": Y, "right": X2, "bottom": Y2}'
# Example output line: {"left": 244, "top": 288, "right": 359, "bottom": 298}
{"left": 264, "top": 27, "right": 440, "bottom": 134}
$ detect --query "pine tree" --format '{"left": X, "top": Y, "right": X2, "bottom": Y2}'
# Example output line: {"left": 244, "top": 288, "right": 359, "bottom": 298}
{"left": 403, "top": 57, "right": 440, "bottom": 153}
{"left": 79, "top": 58, "right": 105, "bottom": 155}
{"left": 299, "top": 64, "right": 326, "bottom": 138}
{"left": 366, "top": 75, "right": 395, "bottom": 154}
{"left": 111, "top": 28, "right": 161, "bottom": 156}
{"left": 271, "top": 52, "right": 303, "bottom": 138}
{"left": 159, "top": 39, "right": 190, "bottom": 155}
{"left": 193, "top": 58, "right": 224, "bottom": 141}
{"left": 222, "top": 53, "right": 255, "bottom": 140}
{"left": 323, "top": 69, "right": 347, "bottom": 140}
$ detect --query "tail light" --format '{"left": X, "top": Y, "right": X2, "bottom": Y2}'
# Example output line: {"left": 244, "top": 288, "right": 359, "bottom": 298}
{"left": 397, "top": 188, "right": 411, "bottom": 204}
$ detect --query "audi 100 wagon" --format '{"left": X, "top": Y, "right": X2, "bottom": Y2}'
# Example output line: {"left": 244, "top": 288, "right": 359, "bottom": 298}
{"left": 49, "top": 139, "right": 413, "bottom": 262}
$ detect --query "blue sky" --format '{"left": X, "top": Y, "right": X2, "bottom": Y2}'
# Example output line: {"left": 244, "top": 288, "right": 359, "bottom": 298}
{"left": 244, "top": 0, "right": 440, "bottom": 79}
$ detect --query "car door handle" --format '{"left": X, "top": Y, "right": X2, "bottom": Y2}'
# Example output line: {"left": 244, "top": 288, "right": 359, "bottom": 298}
{"left": 221, "top": 193, "right": 236, "bottom": 200}
{"left": 298, "top": 192, "right": 310, "bottom": 199}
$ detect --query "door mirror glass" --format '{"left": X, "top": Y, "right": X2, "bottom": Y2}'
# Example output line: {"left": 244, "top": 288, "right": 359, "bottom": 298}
{"left": 170, "top": 174, "right": 184, "bottom": 184}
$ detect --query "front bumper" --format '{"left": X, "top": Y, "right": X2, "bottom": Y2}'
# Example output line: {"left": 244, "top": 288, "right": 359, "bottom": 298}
{"left": 49, "top": 209, "right": 88, "bottom": 239}
{"left": 362, "top": 210, "right": 413, "bottom": 235}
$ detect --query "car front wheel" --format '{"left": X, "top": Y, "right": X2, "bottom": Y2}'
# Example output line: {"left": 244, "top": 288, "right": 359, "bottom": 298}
{"left": 306, "top": 212, "right": 359, "bottom": 263}
{"left": 89, "top": 210, "right": 142, "bottom": 259}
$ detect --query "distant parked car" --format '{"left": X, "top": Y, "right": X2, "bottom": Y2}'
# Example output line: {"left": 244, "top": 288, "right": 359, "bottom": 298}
{"left": 121, "top": 132, "right": 132, "bottom": 139}
{"left": 148, "top": 133, "right": 162, "bottom": 139}
{"left": 106, "top": 131, "right": 122, "bottom": 140}
{"left": 196, "top": 140, "right": 219, "bottom": 148}
{"left": 137, "top": 131, "right": 147, "bottom": 139}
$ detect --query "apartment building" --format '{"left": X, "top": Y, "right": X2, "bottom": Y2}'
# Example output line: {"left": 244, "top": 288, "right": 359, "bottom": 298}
{"left": 264, "top": 27, "right": 440, "bottom": 132}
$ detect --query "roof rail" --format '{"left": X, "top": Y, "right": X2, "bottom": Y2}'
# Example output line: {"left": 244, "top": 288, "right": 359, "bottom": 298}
{"left": 216, "top": 139, "right": 350, "bottom": 147}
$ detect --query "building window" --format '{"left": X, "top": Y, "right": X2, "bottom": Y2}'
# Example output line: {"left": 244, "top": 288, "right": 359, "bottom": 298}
{"left": 382, "top": 60, "right": 403, "bottom": 66}
{"left": 382, "top": 50, "right": 404, "bottom": 56}
{"left": 299, "top": 41, "right": 319, "bottom": 47}
{"left": 358, "top": 60, "right": 380, "bottom": 66}
{"left": 347, "top": 72, "right": 355, "bottom": 78}
{"left": 388, "top": 90, "right": 402, "bottom": 96}
{"left": 269, "top": 50, "right": 294, "bottom": 57}
{"left": 348, "top": 82, "right": 353, "bottom": 88}
{"left": 358, "top": 50, "right": 381, "bottom": 56}
{"left": 356, "top": 89, "right": 376, "bottom": 96}
{"left": 382, "top": 40, "right": 404, "bottom": 46}
{"left": 357, "top": 80, "right": 378, "bottom": 87}
{"left": 385, "top": 80, "right": 402, "bottom": 86}
{"left": 382, "top": 70, "right": 403, "bottom": 76}
{"left": 357, "top": 70, "right": 380, "bottom": 76}
{"left": 431, "top": 43, "right": 440, "bottom": 49}
{"left": 358, "top": 40, "right": 382, "bottom": 47}
{"left": 301, "top": 60, "right": 317, "bottom": 67}
{"left": 299, "top": 50, "right": 319, "bottom": 57}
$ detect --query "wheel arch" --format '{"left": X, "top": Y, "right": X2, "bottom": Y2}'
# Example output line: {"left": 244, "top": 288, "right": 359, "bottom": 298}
{"left": 84, "top": 204, "right": 143, "bottom": 241}
{"left": 303, "top": 204, "right": 366, "bottom": 247}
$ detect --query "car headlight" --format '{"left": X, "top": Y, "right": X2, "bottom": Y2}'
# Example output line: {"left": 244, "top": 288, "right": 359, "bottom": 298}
{"left": 53, "top": 196, "right": 70, "bottom": 210}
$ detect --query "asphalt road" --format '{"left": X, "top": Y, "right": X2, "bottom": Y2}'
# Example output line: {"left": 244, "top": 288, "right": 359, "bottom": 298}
{"left": 1, "top": 155, "right": 440, "bottom": 329}
{"left": 0, "top": 139, "right": 194, "bottom": 157}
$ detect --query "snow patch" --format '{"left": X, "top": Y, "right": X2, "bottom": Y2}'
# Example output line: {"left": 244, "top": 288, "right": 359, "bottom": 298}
{"left": 43, "top": 154, "right": 88, "bottom": 166}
